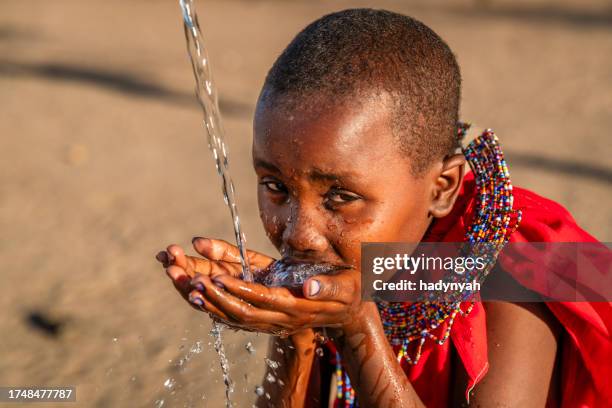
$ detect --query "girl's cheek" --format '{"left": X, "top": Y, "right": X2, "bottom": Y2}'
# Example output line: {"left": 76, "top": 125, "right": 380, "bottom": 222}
{"left": 258, "top": 191, "right": 283, "bottom": 237}
{"left": 330, "top": 217, "right": 372, "bottom": 267}
{"left": 339, "top": 210, "right": 386, "bottom": 266}
{"left": 259, "top": 208, "right": 284, "bottom": 247}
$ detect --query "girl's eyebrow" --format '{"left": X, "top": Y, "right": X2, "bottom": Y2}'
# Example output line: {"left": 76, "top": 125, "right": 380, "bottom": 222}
{"left": 310, "top": 168, "right": 357, "bottom": 183}
{"left": 254, "top": 160, "right": 358, "bottom": 183}
{"left": 254, "top": 159, "right": 281, "bottom": 173}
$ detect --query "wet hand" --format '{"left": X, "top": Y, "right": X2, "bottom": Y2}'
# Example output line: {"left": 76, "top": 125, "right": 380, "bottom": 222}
{"left": 191, "top": 262, "right": 362, "bottom": 336}
{"left": 155, "top": 237, "right": 274, "bottom": 311}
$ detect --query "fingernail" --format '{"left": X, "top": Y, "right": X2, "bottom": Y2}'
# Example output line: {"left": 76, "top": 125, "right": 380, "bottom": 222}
{"left": 192, "top": 236, "right": 208, "bottom": 245}
{"left": 193, "top": 282, "right": 205, "bottom": 292}
{"left": 191, "top": 297, "right": 203, "bottom": 306}
{"left": 213, "top": 277, "right": 225, "bottom": 289}
{"left": 308, "top": 280, "right": 320, "bottom": 297}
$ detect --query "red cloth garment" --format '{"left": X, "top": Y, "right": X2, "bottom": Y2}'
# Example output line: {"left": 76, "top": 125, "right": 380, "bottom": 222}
{"left": 331, "top": 172, "right": 611, "bottom": 407}
{"left": 497, "top": 186, "right": 611, "bottom": 407}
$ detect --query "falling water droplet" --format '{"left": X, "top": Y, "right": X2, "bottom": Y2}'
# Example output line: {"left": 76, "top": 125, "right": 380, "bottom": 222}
{"left": 245, "top": 342, "right": 256, "bottom": 354}
{"left": 264, "top": 358, "right": 280, "bottom": 370}
{"left": 266, "top": 373, "right": 276, "bottom": 383}
{"left": 254, "top": 385, "right": 264, "bottom": 396}
{"left": 164, "top": 378, "right": 176, "bottom": 390}
{"left": 190, "top": 340, "right": 204, "bottom": 354}
{"left": 154, "top": 399, "right": 165, "bottom": 408}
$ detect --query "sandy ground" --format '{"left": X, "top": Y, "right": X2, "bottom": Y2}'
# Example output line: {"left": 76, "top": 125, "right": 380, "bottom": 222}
{"left": 0, "top": 0, "right": 610, "bottom": 407}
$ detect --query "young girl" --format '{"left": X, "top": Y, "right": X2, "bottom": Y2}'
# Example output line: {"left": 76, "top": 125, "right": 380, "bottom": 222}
{"left": 157, "top": 9, "right": 610, "bottom": 407}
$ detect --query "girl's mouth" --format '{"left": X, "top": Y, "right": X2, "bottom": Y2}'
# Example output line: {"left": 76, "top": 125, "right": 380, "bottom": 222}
{"left": 257, "top": 258, "right": 350, "bottom": 293}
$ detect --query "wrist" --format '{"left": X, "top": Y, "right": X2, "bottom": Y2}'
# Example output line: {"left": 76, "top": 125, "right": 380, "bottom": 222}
{"left": 330, "top": 302, "right": 382, "bottom": 342}
{"left": 287, "top": 329, "right": 316, "bottom": 361}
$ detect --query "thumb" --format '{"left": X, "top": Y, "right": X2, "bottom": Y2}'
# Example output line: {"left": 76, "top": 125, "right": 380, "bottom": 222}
{"left": 303, "top": 273, "right": 356, "bottom": 303}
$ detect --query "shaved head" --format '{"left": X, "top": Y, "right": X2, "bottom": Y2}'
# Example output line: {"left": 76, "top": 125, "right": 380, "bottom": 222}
{"left": 258, "top": 8, "right": 461, "bottom": 174}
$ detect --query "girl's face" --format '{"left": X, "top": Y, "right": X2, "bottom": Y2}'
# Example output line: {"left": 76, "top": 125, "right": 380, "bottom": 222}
{"left": 253, "top": 96, "right": 438, "bottom": 268}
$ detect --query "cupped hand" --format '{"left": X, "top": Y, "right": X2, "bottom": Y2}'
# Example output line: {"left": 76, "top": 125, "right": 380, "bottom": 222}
{"left": 191, "top": 259, "right": 362, "bottom": 336}
{"left": 155, "top": 237, "right": 274, "bottom": 311}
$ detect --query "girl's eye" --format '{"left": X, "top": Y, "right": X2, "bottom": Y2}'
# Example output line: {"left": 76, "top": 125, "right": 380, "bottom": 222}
{"left": 325, "top": 189, "right": 361, "bottom": 205}
{"left": 260, "top": 179, "right": 287, "bottom": 194}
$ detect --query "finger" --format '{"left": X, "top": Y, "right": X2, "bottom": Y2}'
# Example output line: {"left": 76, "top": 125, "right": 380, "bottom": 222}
{"left": 174, "top": 254, "right": 243, "bottom": 278}
{"left": 167, "top": 244, "right": 188, "bottom": 269}
{"left": 303, "top": 269, "right": 359, "bottom": 304}
{"left": 245, "top": 251, "right": 275, "bottom": 270}
{"left": 166, "top": 265, "right": 192, "bottom": 298}
{"left": 184, "top": 255, "right": 213, "bottom": 277}
{"left": 212, "top": 274, "right": 296, "bottom": 310}
{"left": 208, "top": 259, "right": 244, "bottom": 280}
{"left": 192, "top": 237, "right": 242, "bottom": 263}
{"left": 211, "top": 274, "right": 344, "bottom": 316}
{"left": 187, "top": 289, "right": 233, "bottom": 321}
{"left": 210, "top": 275, "right": 348, "bottom": 330}
{"left": 194, "top": 274, "right": 291, "bottom": 327}
{"left": 192, "top": 237, "right": 275, "bottom": 270}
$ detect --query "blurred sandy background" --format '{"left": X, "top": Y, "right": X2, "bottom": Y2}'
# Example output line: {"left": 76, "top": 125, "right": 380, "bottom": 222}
{"left": 1, "top": 0, "right": 610, "bottom": 407}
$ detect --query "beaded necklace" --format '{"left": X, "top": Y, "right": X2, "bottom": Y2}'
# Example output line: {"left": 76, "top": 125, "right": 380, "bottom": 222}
{"left": 334, "top": 124, "right": 522, "bottom": 407}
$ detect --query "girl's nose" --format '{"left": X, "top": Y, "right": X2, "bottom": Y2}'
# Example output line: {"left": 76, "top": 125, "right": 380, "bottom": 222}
{"left": 281, "top": 206, "right": 328, "bottom": 255}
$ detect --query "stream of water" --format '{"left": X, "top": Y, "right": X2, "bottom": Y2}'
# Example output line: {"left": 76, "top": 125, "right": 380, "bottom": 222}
{"left": 177, "top": 1, "right": 254, "bottom": 406}
{"left": 178, "top": 0, "right": 252, "bottom": 280}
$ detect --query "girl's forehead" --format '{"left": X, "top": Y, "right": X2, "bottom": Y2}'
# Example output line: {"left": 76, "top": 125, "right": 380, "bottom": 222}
{"left": 253, "top": 118, "right": 417, "bottom": 190}
{"left": 254, "top": 96, "right": 400, "bottom": 161}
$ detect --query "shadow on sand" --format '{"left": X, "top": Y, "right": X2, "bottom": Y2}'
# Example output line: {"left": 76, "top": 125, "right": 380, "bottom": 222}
{"left": 0, "top": 60, "right": 252, "bottom": 117}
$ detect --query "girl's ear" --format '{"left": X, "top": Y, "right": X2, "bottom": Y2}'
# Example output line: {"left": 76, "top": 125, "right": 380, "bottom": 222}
{"left": 429, "top": 154, "right": 465, "bottom": 218}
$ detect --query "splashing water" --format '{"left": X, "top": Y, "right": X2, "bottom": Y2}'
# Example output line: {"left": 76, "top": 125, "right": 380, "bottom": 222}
{"left": 211, "top": 322, "right": 234, "bottom": 407}
{"left": 175, "top": 340, "right": 205, "bottom": 371}
{"left": 259, "top": 259, "right": 348, "bottom": 296}
{"left": 178, "top": 0, "right": 254, "bottom": 406}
